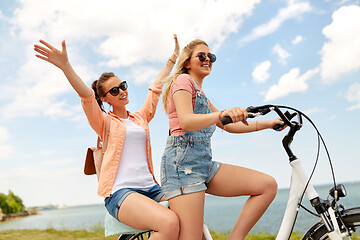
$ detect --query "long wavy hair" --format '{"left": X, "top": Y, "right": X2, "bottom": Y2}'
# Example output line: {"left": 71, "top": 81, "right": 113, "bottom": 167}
{"left": 91, "top": 72, "right": 116, "bottom": 112}
{"left": 162, "top": 39, "right": 209, "bottom": 113}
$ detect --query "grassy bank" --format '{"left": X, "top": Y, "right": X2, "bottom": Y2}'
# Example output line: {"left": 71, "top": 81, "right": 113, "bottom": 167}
{"left": 0, "top": 229, "right": 284, "bottom": 240}
{"left": 0, "top": 229, "right": 359, "bottom": 240}
{"left": 0, "top": 229, "right": 315, "bottom": 240}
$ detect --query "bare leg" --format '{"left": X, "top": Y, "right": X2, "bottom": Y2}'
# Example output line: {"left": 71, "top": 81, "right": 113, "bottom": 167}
{"left": 117, "top": 193, "right": 179, "bottom": 240}
{"left": 206, "top": 163, "right": 277, "bottom": 240}
{"left": 168, "top": 191, "right": 206, "bottom": 240}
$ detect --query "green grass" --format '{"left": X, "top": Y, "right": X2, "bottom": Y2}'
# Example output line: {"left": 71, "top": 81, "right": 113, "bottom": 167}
{"left": 0, "top": 229, "right": 359, "bottom": 240}
{"left": 0, "top": 228, "right": 118, "bottom": 240}
{"left": 0, "top": 230, "right": 306, "bottom": 240}
{"left": 210, "top": 231, "right": 303, "bottom": 240}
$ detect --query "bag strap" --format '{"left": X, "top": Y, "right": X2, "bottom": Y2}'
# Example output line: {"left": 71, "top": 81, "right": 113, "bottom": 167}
{"left": 97, "top": 115, "right": 111, "bottom": 152}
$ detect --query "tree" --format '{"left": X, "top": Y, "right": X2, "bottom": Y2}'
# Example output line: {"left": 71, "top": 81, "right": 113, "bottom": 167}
{"left": 0, "top": 191, "right": 24, "bottom": 214}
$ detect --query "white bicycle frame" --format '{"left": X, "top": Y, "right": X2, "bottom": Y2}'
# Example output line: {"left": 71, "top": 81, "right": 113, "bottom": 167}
{"left": 276, "top": 159, "right": 350, "bottom": 240}
{"left": 276, "top": 159, "right": 319, "bottom": 240}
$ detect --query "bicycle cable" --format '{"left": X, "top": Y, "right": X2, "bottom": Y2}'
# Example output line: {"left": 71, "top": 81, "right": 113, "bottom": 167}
{"left": 274, "top": 105, "right": 337, "bottom": 184}
{"left": 272, "top": 105, "right": 337, "bottom": 216}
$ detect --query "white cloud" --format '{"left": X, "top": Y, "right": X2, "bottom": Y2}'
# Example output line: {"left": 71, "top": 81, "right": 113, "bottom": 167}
{"left": 264, "top": 67, "right": 319, "bottom": 101}
{"left": 2, "top": 46, "right": 95, "bottom": 120}
{"left": 0, "top": 126, "right": 15, "bottom": 160}
{"left": 240, "top": 0, "right": 312, "bottom": 43}
{"left": 41, "top": 158, "right": 78, "bottom": 167}
{"left": 346, "top": 83, "right": 360, "bottom": 110}
{"left": 273, "top": 44, "right": 290, "bottom": 65}
{"left": 11, "top": 0, "right": 260, "bottom": 67}
{"left": 4, "top": 0, "right": 260, "bottom": 120}
{"left": 292, "top": 35, "right": 304, "bottom": 45}
{"left": 320, "top": 5, "right": 360, "bottom": 83}
{"left": 303, "top": 108, "right": 326, "bottom": 115}
{"left": 252, "top": 60, "right": 271, "bottom": 84}
{"left": 125, "top": 66, "right": 161, "bottom": 86}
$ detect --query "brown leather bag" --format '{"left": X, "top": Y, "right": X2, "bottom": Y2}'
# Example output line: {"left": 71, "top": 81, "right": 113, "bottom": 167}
{"left": 84, "top": 116, "right": 111, "bottom": 176}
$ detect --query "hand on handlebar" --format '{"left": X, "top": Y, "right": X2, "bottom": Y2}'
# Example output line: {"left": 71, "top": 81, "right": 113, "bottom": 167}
{"left": 220, "top": 107, "right": 249, "bottom": 126}
{"left": 270, "top": 118, "right": 287, "bottom": 131}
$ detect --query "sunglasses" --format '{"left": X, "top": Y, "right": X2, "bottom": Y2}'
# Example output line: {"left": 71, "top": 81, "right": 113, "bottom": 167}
{"left": 193, "top": 52, "right": 217, "bottom": 63}
{"left": 103, "top": 81, "right": 128, "bottom": 97}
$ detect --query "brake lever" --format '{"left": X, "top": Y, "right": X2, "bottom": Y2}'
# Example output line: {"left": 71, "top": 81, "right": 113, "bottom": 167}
{"left": 273, "top": 111, "right": 297, "bottom": 130}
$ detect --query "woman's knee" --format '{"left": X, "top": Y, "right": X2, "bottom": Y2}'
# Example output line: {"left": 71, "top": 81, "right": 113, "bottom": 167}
{"left": 263, "top": 175, "right": 278, "bottom": 199}
{"left": 159, "top": 210, "right": 180, "bottom": 237}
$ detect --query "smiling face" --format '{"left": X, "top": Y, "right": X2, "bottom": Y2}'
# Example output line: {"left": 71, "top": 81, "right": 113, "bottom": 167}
{"left": 186, "top": 44, "right": 213, "bottom": 81}
{"left": 100, "top": 76, "right": 129, "bottom": 108}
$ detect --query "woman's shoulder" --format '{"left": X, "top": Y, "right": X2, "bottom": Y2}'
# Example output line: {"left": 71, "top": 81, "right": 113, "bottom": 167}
{"left": 173, "top": 74, "right": 194, "bottom": 89}
{"left": 176, "top": 73, "right": 192, "bottom": 82}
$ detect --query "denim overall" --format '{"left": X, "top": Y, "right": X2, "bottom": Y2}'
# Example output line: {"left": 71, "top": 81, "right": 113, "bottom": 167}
{"left": 160, "top": 80, "right": 221, "bottom": 200}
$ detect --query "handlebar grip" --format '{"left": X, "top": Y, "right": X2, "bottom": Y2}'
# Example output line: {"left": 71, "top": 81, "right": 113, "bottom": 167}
{"left": 221, "top": 112, "right": 257, "bottom": 126}
{"left": 221, "top": 116, "right": 233, "bottom": 126}
{"left": 273, "top": 123, "right": 284, "bottom": 131}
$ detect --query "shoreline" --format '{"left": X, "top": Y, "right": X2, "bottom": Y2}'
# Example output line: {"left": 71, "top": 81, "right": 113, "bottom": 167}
{"left": 0, "top": 209, "right": 37, "bottom": 223}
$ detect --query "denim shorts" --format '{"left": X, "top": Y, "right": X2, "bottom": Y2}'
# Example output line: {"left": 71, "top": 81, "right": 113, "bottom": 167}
{"left": 160, "top": 135, "right": 221, "bottom": 200}
{"left": 104, "top": 184, "right": 164, "bottom": 221}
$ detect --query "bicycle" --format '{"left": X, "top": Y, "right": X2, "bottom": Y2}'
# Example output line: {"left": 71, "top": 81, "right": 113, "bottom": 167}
{"left": 222, "top": 104, "right": 360, "bottom": 240}
{"left": 105, "top": 105, "right": 360, "bottom": 240}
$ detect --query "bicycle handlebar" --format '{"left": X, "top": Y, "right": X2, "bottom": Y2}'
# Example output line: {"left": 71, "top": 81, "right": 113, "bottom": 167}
{"left": 220, "top": 105, "right": 303, "bottom": 160}
{"left": 220, "top": 105, "right": 299, "bottom": 129}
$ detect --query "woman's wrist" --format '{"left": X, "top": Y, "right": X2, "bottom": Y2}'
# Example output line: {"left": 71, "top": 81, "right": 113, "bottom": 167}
{"left": 168, "top": 54, "right": 178, "bottom": 64}
{"left": 168, "top": 58, "right": 176, "bottom": 64}
{"left": 218, "top": 110, "right": 225, "bottom": 121}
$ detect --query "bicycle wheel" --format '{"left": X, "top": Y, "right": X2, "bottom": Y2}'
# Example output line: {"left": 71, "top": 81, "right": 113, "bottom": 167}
{"left": 118, "top": 231, "right": 153, "bottom": 240}
{"left": 302, "top": 207, "right": 360, "bottom": 240}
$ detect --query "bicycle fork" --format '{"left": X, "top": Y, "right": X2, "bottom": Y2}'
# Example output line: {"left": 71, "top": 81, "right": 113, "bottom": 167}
{"left": 310, "top": 197, "right": 351, "bottom": 240}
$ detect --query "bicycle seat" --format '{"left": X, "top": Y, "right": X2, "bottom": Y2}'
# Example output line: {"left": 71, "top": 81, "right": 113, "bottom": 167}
{"left": 104, "top": 201, "right": 169, "bottom": 237}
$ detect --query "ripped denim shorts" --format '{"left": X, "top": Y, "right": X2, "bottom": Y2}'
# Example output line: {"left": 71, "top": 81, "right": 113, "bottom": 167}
{"left": 160, "top": 135, "right": 221, "bottom": 200}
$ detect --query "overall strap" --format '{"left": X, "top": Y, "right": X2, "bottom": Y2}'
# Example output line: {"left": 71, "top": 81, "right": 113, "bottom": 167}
{"left": 192, "top": 78, "right": 201, "bottom": 93}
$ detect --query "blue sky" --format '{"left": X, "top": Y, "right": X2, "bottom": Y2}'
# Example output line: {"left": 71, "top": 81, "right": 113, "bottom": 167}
{"left": 0, "top": 0, "right": 359, "bottom": 207}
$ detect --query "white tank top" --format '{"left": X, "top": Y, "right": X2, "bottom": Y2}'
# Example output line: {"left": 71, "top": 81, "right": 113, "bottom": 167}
{"left": 111, "top": 118, "right": 156, "bottom": 194}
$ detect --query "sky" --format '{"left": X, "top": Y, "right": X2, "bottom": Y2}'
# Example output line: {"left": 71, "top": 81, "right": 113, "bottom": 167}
{"left": 0, "top": 0, "right": 359, "bottom": 207}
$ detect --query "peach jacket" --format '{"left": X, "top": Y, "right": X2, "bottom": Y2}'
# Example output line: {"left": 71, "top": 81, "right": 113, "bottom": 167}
{"left": 81, "top": 82, "right": 162, "bottom": 197}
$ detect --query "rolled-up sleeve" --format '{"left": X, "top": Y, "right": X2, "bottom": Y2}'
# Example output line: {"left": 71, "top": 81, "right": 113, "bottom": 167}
{"left": 80, "top": 90, "right": 106, "bottom": 139}
{"left": 137, "top": 81, "right": 163, "bottom": 123}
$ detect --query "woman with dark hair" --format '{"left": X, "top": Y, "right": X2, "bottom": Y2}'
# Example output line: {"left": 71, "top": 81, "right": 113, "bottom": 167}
{"left": 34, "top": 35, "right": 180, "bottom": 240}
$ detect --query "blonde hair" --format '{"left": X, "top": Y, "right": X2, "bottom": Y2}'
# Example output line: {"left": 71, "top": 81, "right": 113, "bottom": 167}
{"left": 162, "top": 39, "right": 209, "bottom": 113}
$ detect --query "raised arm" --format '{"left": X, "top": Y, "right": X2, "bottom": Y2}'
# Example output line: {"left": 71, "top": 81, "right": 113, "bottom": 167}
{"left": 34, "top": 40, "right": 92, "bottom": 98}
{"left": 153, "top": 34, "right": 180, "bottom": 87}
{"left": 138, "top": 34, "right": 180, "bottom": 122}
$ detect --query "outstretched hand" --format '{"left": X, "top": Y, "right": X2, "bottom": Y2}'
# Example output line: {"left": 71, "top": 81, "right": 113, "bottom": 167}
{"left": 171, "top": 34, "right": 180, "bottom": 61}
{"left": 34, "top": 40, "right": 68, "bottom": 69}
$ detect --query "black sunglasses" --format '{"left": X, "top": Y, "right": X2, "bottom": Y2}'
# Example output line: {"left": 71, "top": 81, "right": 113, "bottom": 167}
{"left": 103, "top": 81, "right": 128, "bottom": 97}
{"left": 194, "top": 52, "right": 217, "bottom": 63}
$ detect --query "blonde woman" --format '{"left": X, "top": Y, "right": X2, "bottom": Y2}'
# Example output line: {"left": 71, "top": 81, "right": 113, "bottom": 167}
{"left": 34, "top": 35, "right": 180, "bottom": 240}
{"left": 161, "top": 39, "right": 284, "bottom": 240}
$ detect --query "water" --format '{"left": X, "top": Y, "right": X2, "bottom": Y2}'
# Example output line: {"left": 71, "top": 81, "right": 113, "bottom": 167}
{"left": 0, "top": 182, "right": 359, "bottom": 234}
{"left": 205, "top": 181, "right": 360, "bottom": 233}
